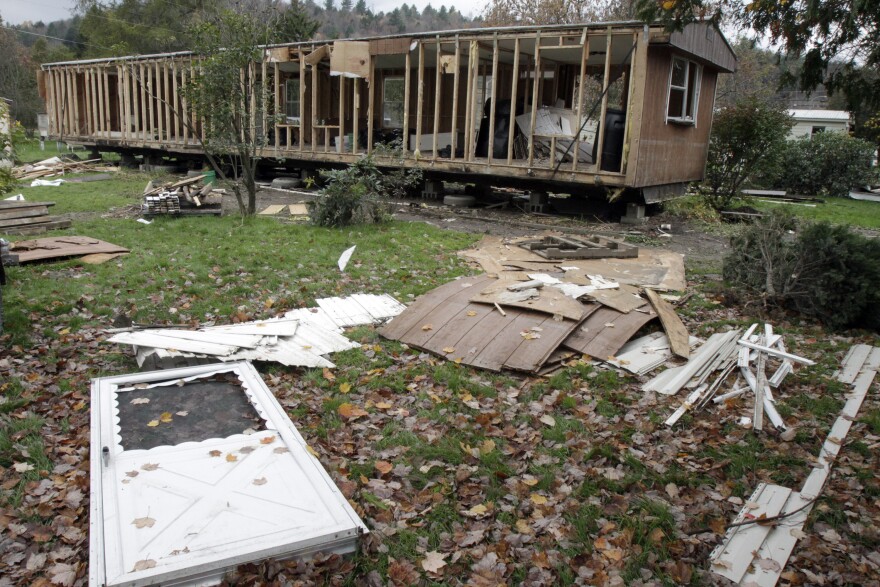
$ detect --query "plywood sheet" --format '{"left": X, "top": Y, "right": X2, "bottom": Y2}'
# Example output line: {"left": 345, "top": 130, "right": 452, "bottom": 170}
{"left": 470, "top": 279, "right": 594, "bottom": 321}
{"left": 563, "top": 306, "right": 657, "bottom": 360}
{"left": 379, "top": 275, "right": 584, "bottom": 373}
{"left": 645, "top": 288, "right": 689, "bottom": 359}
{"left": 585, "top": 283, "right": 646, "bottom": 313}
{"left": 10, "top": 235, "right": 129, "bottom": 264}
{"left": 459, "top": 234, "right": 685, "bottom": 290}
{"left": 330, "top": 41, "right": 371, "bottom": 78}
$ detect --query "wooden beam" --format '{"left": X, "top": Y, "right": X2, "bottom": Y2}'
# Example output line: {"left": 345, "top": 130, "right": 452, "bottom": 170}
{"left": 95, "top": 68, "right": 104, "bottom": 138}
{"left": 415, "top": 42, "right": 424, "bottom": 155}
{"left": 506, "top": 37, "right": 520, "bottom": 165}
{"left": 65, "top": 69, "right": 74, "bottom": 136}
{"left": 644, "top": 289, "right": 690, "bottom": 359}
{"left": 180, "top": 65, "right": 187, "bottom": 145}
{"left": 139, "top": 63, "right": 147, "bottom": 143}
{"left": 82, "top": 69, "right": 91, "bottom": 136}
{"left": 311, "top": 61, "right": 318, "bottom": 153}
{"left": 367, "top": 53, "right": 374, "bottom": 154}
{"left": 572, "top": 31, "right": 589, "bottom": 172}
{"left": 594, "top": 29, "right": 613, "bottom": 174}
{"left": 261, "top": 59, "right": 267, "bottom": 148}
{"left": 487, "top": 33, "right": 499, "bottom": 164}
{"left": 528, "top": 32, "right": 541, "bottom": 167}
{"left": 298, "top": 52, "right": 306, "bottom": 152}
{"left": 71, "top": 69, "right": 80, "bottom": 135}
{"left": 146, "top": 64, "right": 154, "bottom": 141}
{"left": 164, "top": 61, "right": 171, "bottom": 141}
{"left": 450, "top": 36, "right": 460, "bottom": 161}
{"left": 432, "top": 37, "right": 442, "bottom": 158}
{"left": 274, "top": 62, "right": 280, "bottom": 151}
{"left": 172, "top": 60, "right": 179, "bottom": 142}
{"left": 352, "top": 76, "right": 359, "bottom": 154}
{"left": 403, "top": 49, "right": 411, "bottom": 155}
{"left": 624, "top": 26, "right": 649, "bottom": 184}
{"left": 123, "top": 64, "right": 131, "bottom": 141}
{"left": 338, "top": 75, "right": 345, "bottom": 153}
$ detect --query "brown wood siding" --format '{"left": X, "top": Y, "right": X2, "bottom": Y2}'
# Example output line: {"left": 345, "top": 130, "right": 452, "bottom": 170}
{"left": 631, "top": 48, "right": 717, "bottom": 188}
{"left": 667, "top": 23, "right": 736, "bottom": 73}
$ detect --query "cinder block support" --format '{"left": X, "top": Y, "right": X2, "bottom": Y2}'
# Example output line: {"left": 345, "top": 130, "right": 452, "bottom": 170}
{"left": 528, "top": 191, "right": 549, "bottom": 213}
{"left": 620, "top": 202, "right": 647, "bottom": 224}
{"left": 421, "top": 179, "right": 444, "bottom": 200}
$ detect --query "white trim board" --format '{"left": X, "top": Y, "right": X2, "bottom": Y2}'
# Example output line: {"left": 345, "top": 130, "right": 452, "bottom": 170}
{"left": 90, "top": 362, "right": 368, "bottom": 587}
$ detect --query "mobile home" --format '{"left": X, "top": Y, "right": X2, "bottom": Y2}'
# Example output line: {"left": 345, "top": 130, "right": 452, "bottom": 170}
{"left": 38, "top": 21, "right": 735, "bottom": 204}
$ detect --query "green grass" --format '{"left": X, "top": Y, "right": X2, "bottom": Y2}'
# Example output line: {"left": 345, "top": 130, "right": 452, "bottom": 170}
{"left": 750, "top": 196, "right": 880, "bottom": 230}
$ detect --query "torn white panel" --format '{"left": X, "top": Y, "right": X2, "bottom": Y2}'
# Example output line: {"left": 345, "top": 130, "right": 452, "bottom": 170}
{"left": 225, "top": 339, "right": 335, "bottom": 368}
{"left": 609, "top": 332, "right": 700, "bottom": 375}
{"left": 316, "top": 296, "right": 374, "bottom": 327}
{"left": 140, "top": 329, "right": 266, "bottom": 349}
{"left": 834, "top": 343, "right": 872, "bottom": 384}
{"left": 90, "top": 362, "right": 367, "bottom": 587}
{"left": 348, "top": 293, "right": 407, "bottom": 322}
{"left": 337, "top": 245, "right": 356, "bottom": 271}
{"left": 108, "top": 332, "right": 240, "bottom": 356}
{"left": 202, "top": 318, "right": 300, "bottom": 337}
{"left": 284, "top": 307, "right": 344, "bottom": 333}
{"left": 292, "top": 321, "right": 360, "bottom": 356}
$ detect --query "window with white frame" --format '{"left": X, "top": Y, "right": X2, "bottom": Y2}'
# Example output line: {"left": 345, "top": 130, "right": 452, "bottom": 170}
{"left": 285, "top": 79, "right": 300, "bottom": 123}
{"left": 383, "top": 77, "right": 405, "bottom": 128}
{"left": 666, "top": 56, "right": 701, "bottom": 125}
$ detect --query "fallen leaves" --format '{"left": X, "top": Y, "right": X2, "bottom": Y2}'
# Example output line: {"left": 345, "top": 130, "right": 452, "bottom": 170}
{"left": 12, "top": 462, "right": 35, "bottom": 473}
{"left": 529, "top": 493, "right": 548, "bottom": 506}
{"left": 339, "top": 382, "right": 352, "bottom": 393}
{"left": 225, "top": 453, "right": 238, "bottom": 462}
{"left": 252, "top": 477, "right": 268, "bottom": 486}
{"left": 132, "top": 559, "right": 157, "bottom": 572}
{"left": 129, "top": 397, "right": 150, "bottom": 405}
{"left": 132, "top": 517, "right": 156, "bottom": 529}
{"left": 259, "top": 436, "right": 275, "bottom": 445}
{"left": 375, "top": 460, "right": 393, "bottom": 475}
{"left": 338, "top": 403, "right": 368, "bottom": 419}
{"left": 159, "top": 412, "right": 173, "bottom": 423}
{"left": 420, "top": 551, "right": 447, "bottom": 574}
{"left": 209, "top": 450, "right": 222, "bottom": 457}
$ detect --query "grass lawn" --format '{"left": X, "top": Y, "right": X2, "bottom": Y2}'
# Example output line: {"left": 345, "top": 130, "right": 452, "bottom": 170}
{"left": 2, "top": 170, "right": 879, "bottom": 585}
{"left": 749, "top": 195, "right": 880, "bottom": 230}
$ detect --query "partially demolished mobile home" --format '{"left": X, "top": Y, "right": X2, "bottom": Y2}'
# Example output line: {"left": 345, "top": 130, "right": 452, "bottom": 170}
{"left": 38, "top": 21, "right": 735, "bottom": 204}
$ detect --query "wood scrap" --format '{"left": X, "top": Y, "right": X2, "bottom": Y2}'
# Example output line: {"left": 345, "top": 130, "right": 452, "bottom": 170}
{"left": 7, "top": 236, "right": 129, "bottom": 264}
{"left": 12, "top": 157, "right": 115, "bottom": 181}
{"left": 0, "top": 201, "right": 70, "bottom": 236}
{"left": 644, "top": 288, "right": 689, "bottom": 359}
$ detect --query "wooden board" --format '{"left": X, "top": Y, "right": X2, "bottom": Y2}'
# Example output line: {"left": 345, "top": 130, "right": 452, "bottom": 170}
{"left": 330, "top": 41, "right": 371, "bottom": 79}
{"left": 585, "top": 283, "right": 646, "bottom": 313}
{"left": 9, "top": 236, "right": 129, "bottom": 264}
{"left": 470, "top": 279, "right": 595, "bottom": 321}
{"left": 644, "top": 288, "right": 689, "bottom": 359}
{"left": 258, "top": 204, "right": 287, "bottom": 215}
{"left": 563, "top": 305, "right": 657, "bottom": 360}
{"left": 379, "top": 275, "right": 584, "bottom": 373}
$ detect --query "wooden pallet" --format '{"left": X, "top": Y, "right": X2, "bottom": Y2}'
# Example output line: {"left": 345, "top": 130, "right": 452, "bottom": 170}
{"left": 518, "top": 235, "right": 638, "bottom": 259}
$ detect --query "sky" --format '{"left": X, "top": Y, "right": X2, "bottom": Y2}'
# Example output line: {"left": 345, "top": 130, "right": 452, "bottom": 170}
{"left": 0, "top": 0, "right": 485, "bottom": 24}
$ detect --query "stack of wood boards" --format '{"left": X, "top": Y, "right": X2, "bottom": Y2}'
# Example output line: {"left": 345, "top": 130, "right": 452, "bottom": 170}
{"left": 708, "top": 344, "right": 879, "bottom": 586}
{"left": 109, "top": 293, "right": 406, "bottom": 370}
{"left": 3, "top": 236, "right": 128, "bottom": 264}
{"left": 142, "top": 175, "right": 222, "bottom": 217}
{"left": 379, "top": 273, "right": 672, "bottom": 374}
{"left": 0, "top": 200, "right": 71, "bottom": 235}
{"left": 13, "top": 156, "right": 117, "bottom": 181}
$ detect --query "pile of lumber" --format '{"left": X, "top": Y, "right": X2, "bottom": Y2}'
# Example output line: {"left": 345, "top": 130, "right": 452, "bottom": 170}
{"left": 107, "top": 293, "right": 406, "bottom": 370}
{"left": 142, "top": 174, "right": 222, "bottom": 217}
{"left": 0, "top": 200, "right": 71, "bottom": 235}
{"left": 652, "top": 323, "right": 815, "bottom": 429}
{"left": 13, "top": 156, "right": 117, "bottom": 181}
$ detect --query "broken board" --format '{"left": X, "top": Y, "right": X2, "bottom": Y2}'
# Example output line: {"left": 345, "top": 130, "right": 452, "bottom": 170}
{"left": 563, "top": 305, "right": 657, "bottom": 360}
{"left": 379, "top": 275, "right": 584, "bottom": 373}
{"left": 9, "top": 235, "right": 129, "bottom": 264}
{"left": 470, "top": 278, "right": 595, "bottom": 321}
{"left": 90, "top": 362, "right": 368, "bottom": 587}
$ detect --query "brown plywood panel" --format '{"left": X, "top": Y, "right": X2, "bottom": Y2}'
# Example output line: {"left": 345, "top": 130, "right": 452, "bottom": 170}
{"left": 564, "top": 305, "right": 657, "bottom": 360}
{"left": 379, "top": 275, "right": 493, "bottom": 340}
{"left": 331, "top": 41, "right": 371, "bottom": 79}
{"left": 644, "top": 288, "right": 689, "bottom": 359}
{"left": 379, "top": 274, "right": 584, "bottom": 373}
{"left": 585, "top": 284, "right": 646, "bottom": 313}
{"left": 666, "top": 22, "right": 736, "bottom": 73}
{"left": 470, "top": 279, "right": 593, "bottom": 321}
{"left": 9, "top": 235, "right": 129, "bottom": 264}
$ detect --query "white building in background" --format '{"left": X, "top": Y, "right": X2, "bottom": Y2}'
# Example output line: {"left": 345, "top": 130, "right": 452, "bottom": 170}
{"left": 787, "top": 109, "right": 851, "bottom": 139}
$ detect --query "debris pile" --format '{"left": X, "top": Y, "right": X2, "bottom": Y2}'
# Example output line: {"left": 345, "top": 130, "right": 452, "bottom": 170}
{"left": 107, "top": 293, "right": 406, "bottom": 369}
{"left": 0, "top": 199, "right": 70, "bottom": 235}
{"left": 653, "top": 323, "right": 815, "bottom": 429}
{"left": 2, "top": 235, "right": 128, "bottom": 264}
{"left": 142, "top": 174, "right": 223, "bottom": 217}
{"left": 13, "top": 156, "right": 117, "bottom": 181}
{"left": 379, "top": 235, "right": 688, "bottom": 375}
{"left": 709, "top": 344, "right": 879, "bottom": 586}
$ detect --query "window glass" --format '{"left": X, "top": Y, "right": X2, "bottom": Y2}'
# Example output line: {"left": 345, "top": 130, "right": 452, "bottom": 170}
{"left": 285, "top": 79, "right": 300, "bottom": 120}
{"left": 667, "top": 56, "right": 701, "bottom": 124}
{"left": 671, "top": 58, "right": 687, "bottom": 88}
{"left": 383, "top": 77, "right": 405, "bottom": 128}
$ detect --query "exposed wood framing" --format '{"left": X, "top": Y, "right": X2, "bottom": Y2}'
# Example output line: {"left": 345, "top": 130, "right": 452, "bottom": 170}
{"left": 527, "top": 32, "right": 541, "bottom": 167}
{"left": 415, "top": 42, "right": 424, "bottom": 154}
{"left": 403, "top": 49, "right": 411, "bottom": 154}
{"left": 594, "top": 29, "right": 613, "bottom": 174}
{"left": 487, "top": 34, "right": 499, "bottom": 164}
{"left": 572, "top": 32, "right": 589, "bottom": 172}
{"left": 367, "top": 53, "right": 375, "bottom": 154}
{"left": 450, "top": 36, "right": 460, "bottom": 160}
{"left": 506, "top": 38, "right": 519, "bottom": 165}
{"left": 298, "top": 51, "right": 305, "bottom": 152}
{"left": 432, "top": 37, "right": 442, "bottom": 158}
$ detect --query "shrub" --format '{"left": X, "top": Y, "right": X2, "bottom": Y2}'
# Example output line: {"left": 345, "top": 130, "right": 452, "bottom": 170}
{"left": 702, "top": 97, "right": 793, "bottom": 210}
{"left": 307, "top": 150, "right": 422, "bottom": 228}
{"left": 772, "top": 131, "right": 878, "bottom": 197}
{"left": 723, "top": 211, "right": 880, "bottom": 330}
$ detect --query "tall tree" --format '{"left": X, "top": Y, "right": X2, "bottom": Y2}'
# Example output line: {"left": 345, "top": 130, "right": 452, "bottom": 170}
{"left": 182, "top": 8, "right": 287, "bottom": 215}
{"left": 483, "top": 0, "right": 633, "bottom": 26}
{"left": 636, "top": 0, "right": 880, "bottom": 113}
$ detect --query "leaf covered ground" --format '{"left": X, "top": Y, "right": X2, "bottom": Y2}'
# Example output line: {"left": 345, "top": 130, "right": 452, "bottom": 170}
{"left": 1, "top": 174, "right": 879, "bottom": 586}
